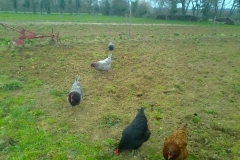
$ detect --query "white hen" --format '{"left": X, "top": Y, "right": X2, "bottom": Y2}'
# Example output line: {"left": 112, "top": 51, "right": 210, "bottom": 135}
{"left": 91, "top": 54, "right": 112, "bottom": 71}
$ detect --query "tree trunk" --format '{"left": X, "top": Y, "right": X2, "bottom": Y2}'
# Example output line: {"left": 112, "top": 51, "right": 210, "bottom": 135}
{"left": 47, "top": 6, "right": 51, "bottom": 14}
{"left": 185, "top": 0, "right": 191, "bottom": 15}
{"left": 219, "top": 0, "right": 225, "bottom": 17}
{"left": 181, "top": 0, "right": 186, "bottom": 15}
{"left": 196, "top": 4, "right": 200, "bottom": 17}
{"left": 13, "top": 0, "right": 17, "bottom": 13}
{"left": 228, "top": 1, "right": 236, "bottom": 17}
{"left": 192, "top": 7, "right": 196, "bottom": 16}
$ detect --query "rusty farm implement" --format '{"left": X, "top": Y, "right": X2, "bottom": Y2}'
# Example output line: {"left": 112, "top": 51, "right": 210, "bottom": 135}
{"left": 1, "top": 22, "right": 59, "bottom": 45}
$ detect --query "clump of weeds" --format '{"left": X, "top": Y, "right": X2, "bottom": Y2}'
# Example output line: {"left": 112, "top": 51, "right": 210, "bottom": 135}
{"left": 99, "top": 114, "right": 122, "bottom": 128}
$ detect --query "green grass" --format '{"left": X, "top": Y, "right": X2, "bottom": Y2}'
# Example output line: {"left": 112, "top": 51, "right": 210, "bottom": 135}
{"left": 105, "top": 85, "right": 117, "bottom": 94}
{"left": 49, "top": 89, "right": 65, "bottom": 97}
{"left": 192, "top": 115, "right": 201, "bottom": 123}
{"left": 0, "top": 38, "right": 12, "bottom": 46}
{"left": 0, "top": 75, "right": 23, "bottom": 91}
{"left": 0, "top": 74, "right": 119, "bottom": 160}
{"left": 206, "top": 109, "right": 216, "bottom": 114}
{"left": 27, "top": 79, "right": 44, "bottom": 89}
{"left": 232, "top": 80, "right": 240, "bottom": 93}
{"left": 99, "top": 114, "right": 122, "bottom": 128}
{"left": 1, "top": 11, "right": 237, "bottom": 27}
{"left": 153, "top": 111, "right": 163, "bottom": 120}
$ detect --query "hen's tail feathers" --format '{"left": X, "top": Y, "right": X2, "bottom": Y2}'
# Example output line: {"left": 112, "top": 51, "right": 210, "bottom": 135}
{"left": 139, "top": 107, "right": 144, "bottom": 114}
{"left": 75, "top": 75, "right": 79, "bottom": 82}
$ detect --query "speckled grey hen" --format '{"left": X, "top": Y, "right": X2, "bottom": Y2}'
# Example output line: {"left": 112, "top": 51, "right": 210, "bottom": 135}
{"left": 68, "top": 75, "right": 83, "bottom": 108}
{"left": 91, "top": 54, "right": 112, "bottom": 71}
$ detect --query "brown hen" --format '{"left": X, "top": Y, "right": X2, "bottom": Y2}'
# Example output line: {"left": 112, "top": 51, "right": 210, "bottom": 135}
{"left": 162, "top": 124, "right": 188, "bottom": 160}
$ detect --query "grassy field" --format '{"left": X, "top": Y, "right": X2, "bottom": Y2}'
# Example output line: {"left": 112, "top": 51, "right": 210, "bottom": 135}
{"left": 1, "top": 11, "right": 238, "bottom": 26}
{"left": 0, "top": 14, "right": 240, "bottom": 160}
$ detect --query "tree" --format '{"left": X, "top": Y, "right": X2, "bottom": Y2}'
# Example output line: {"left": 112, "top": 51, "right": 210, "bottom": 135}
{"left": 131, "top": 0, "right": 138, "bottom": 16}
{"left": 87, "top": 0, "right": 93, "bottom": 14}
{"left": 134, "top": 1, "right": 150, "bottom": 17}
{"left": 212, "top": 0, "right": 219, "bottom": 17}
{"left": 75, "top": 0, "right": 81, "bottom": 15}
{"left": 23, "top": 0, "right": 30, "bottom": 13}
{"left": 169, "top": 0, "right": 178, "bottom": 14}
{"left": 68, "top": 0, "right": 74, "bottom": 14}
{"left": 152, "top": 0, "right": 167, "bottom": 15}
{"left": 12, "top": 0, "right": 18, "bottom": 13}
{"left": 218, "top": 0, "right": 225, "bottom": 17}
{"left": 100, "top": 0, "right": 111, "bottom": 15}
{"left": 93, "top": 0, "right": 100, "bottom": 14}
{"left": 180, "top": 0, "right": 191, "bottom": 15}
{"left": 112, "top": 0, "right": 128, "bottom": 16}
{"left": 191, "top": 0, "right": 201, "bottom": 16}
{"left": 40, "top": 0, "right": 45, "bottom": 14}
{"left": 45, "top": 0, "right": 52, "bottom": 14}
{"left": 31, "top": 0, "right": 39, "bottom": 14}
{"left": 59, "top": 0, "right": 66, "bottom": 14}
{"left": 201, "top": 0, "right": 212, "bottom": 20}
{"left": 229, "top": 0, "right": 239, "bottom": 17}
{"left": 238, "top": 0, "right": 240, "bottom": 12}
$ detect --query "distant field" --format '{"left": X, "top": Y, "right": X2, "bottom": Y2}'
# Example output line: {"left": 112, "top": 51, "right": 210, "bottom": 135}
{"left": 0, "top": 11, "right": 234, "bottom": 26}
{"left": 0, "top": 16, "right": 240, "bottom": 160}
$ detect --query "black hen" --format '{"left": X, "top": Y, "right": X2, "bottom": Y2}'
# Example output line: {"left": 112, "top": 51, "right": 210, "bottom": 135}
{"left": 108, "top": 42, "right": 114, "bottom": 51}
{"left": 116, "top": 107, "right": 151, "bottom": 154}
